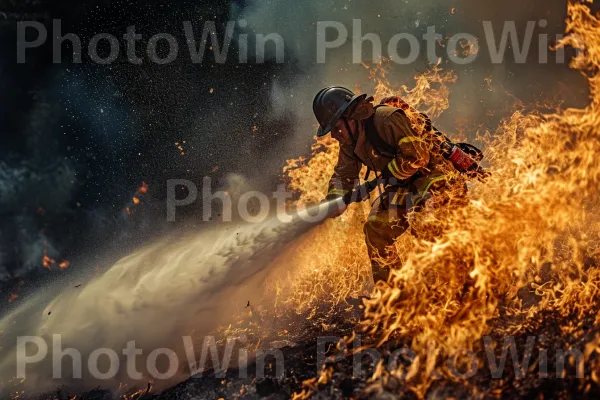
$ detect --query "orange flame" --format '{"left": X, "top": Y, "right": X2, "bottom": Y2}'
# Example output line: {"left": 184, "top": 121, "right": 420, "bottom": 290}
{"left": 42, "top": 251, "right": 55, "bottom": 270}
{"left": 279, "top": 1, "right": 600, "bottom": 397}
{"left": 136, "top": 182, "right": 148, "bottom": 194}
{"left": 358, "top": 0, "right": 600, "bottom": 394}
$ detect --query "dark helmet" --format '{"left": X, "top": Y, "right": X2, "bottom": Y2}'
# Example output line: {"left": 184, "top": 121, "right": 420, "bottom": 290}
{"left": 313, "top": 86, "right": 367, "bottom": 137}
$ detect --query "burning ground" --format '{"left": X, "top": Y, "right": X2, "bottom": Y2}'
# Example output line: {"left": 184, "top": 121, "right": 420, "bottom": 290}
{"left": 2, "top": 0, "right": 600, "bottom": 399}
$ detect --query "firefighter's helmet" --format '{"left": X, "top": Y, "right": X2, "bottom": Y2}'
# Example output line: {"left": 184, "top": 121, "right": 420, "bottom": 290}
{"left": 313, "top": 86, "right": 366, "bottom": 137}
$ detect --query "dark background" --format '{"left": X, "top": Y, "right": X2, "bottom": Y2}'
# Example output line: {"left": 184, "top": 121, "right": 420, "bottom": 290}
{"left": 0, "top": 0, "right": 590, "bottom": 303}
{"left": 0, "top": 0, "right": 298, "bottom": 295}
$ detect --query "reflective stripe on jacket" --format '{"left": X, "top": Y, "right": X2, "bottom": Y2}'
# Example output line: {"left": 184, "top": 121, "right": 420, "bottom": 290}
{"left": 327, "top": 105, "right": 452, "bottom": 197}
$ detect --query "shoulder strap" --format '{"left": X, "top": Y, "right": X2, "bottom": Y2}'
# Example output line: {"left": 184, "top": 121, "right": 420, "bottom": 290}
{"left": 363, "top": 110, "right": 400, "bottom": 158}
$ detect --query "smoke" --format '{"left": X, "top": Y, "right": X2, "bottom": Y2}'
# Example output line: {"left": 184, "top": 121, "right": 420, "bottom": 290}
{"left": 0, "top": 196, "right": 344, "bottom": 394}
{"left": 233, "top": 0, "right": 585, "bottom": 147}
{"left": 0, "top": 95, "right": 78, "bottom": 278}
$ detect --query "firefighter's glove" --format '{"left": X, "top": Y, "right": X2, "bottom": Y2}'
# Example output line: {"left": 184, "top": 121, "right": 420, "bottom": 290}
{"left": 346, "top": 181, "right": 375, "bottom": 203}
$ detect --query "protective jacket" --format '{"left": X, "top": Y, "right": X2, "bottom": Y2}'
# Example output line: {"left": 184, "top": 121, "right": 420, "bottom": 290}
{"left": 327, "top": 105, "right": 453, "bottom": 203}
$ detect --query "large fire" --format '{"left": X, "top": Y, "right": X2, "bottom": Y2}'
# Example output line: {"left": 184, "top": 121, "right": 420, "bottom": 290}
{"left": 265, "top": 64, "right": 462, "bottom": 317}
{"left": 2, "top": 2, "right": 598, "bottom": 399}
{"left": 273, "top": 0, "right": 600, "bottom": 396}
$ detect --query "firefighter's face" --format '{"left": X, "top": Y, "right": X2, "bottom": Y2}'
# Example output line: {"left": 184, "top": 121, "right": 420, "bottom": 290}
{"left": 331, "top": 118, "right": 356, "bottom": 145}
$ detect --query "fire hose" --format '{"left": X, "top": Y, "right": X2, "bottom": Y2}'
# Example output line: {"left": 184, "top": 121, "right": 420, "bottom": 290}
{"left": 341, "top": 177, "right": 381, "bottom": 204}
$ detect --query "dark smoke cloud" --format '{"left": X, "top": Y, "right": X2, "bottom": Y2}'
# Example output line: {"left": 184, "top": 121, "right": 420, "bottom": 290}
{"left": 0, "top": 0, "right": 292, "bottom": 285}
{"left": 0, "top": 86, "right": 77, "bottom": 280}
{"left": 235, "top": 0, "right": 586, "bottom": 145}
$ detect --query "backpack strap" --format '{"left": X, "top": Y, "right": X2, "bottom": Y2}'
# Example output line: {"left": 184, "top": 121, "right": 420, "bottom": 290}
{"left": 363, "top": 110, "right": 400, "bottom": 158}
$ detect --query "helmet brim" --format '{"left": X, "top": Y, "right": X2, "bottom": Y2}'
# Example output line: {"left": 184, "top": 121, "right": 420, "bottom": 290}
{"left": 316, "top": 93, "right": 367, "bottom": 137}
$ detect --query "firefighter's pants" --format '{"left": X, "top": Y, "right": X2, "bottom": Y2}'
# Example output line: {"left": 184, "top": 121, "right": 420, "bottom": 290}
{"left": 363, "top": 173, "right": 451, "bottom": 283}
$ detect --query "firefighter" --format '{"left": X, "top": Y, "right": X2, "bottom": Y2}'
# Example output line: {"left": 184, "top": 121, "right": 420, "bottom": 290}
{"left": 313, "top": 86, "right": 458, "bottom": 283}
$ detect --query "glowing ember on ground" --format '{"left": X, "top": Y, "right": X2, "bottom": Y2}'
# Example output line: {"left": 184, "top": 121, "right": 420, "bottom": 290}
{"left": 136, "top": 182, "right": 148, "bottom": 194}
{"left": 42, "top": 252, "right": 54, "bottom": 270}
